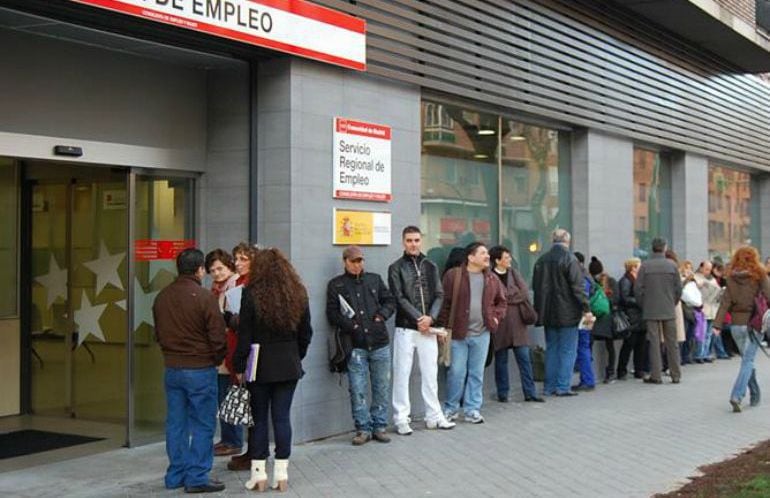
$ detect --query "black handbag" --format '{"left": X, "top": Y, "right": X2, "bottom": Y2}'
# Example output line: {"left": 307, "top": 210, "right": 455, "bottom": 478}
{"left": 611, "top": 309, "right": 632, "bottom": 340}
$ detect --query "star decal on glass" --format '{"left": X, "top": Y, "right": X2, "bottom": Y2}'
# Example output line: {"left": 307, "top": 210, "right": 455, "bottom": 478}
{"left": 133, "top": 278, "right": 160, "bottom": 331}
{"left": 35, "top": 254, "right": 68, "bottom": 309}
{"left": 74, "top": 291, "right": 108, "bottom": 347}
{"left": 83, "top": 241, "right": 125, "bottom": 294}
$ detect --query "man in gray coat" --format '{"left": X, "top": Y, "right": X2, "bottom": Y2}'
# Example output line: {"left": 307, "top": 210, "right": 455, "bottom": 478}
{"left": 635, "top": 237, "right": 683, "bottom": 384}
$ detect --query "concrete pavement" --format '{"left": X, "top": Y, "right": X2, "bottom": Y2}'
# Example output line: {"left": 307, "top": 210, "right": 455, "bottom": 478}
{"left": 2, "top": 358, "right": 770, "bottom": 497}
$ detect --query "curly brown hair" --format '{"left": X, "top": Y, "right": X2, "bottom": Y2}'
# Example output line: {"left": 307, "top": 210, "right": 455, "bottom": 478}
{"left": 247, "top": 248, "right": 308, "bottom": 332}
{"left": 729, "top": 246, "right": 765, "bottom": 282}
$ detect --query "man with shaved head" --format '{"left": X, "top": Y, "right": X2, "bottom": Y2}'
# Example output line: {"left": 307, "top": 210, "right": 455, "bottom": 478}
{"left": 532, "top": 229, "right": 590, "bottom": 397}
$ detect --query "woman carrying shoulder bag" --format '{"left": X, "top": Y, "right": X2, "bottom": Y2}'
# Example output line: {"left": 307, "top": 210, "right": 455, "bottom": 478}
{"left": 712, "top": 246, "right": 770, "bottom": 413}
{"left": 234, "top": 248, "right": 313, "bottom": 491}
{"left": 489, "top": 246, "right": 543, "bottom": 403}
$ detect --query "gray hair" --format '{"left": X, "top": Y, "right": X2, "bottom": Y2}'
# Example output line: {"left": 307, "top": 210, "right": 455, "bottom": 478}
{"left": 651, "top": 237, "right": 667, "bottom": 253}
{"left": 552, "top": 228, "right": 571, "bottom": 244}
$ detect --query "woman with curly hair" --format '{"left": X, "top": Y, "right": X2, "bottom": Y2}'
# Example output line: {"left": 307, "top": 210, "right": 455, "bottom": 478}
{"left": 233, "top": 248, "right": 313, "bottom": 491}
{"left": 713, "top": 246, "right": 770, "bottom": 413}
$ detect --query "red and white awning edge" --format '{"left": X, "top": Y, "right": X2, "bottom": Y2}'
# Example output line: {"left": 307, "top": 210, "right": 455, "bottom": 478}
{"left": 71, "top": 0, "right": 367, "bottom": 71}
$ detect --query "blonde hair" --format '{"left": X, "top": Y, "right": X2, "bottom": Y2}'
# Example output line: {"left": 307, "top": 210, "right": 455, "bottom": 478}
{"left": 624, "top": 257, "right": 641, "bottom": 272}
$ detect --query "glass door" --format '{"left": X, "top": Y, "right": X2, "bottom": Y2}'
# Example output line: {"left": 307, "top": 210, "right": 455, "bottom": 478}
{"left": 27, "top": 162, "right": 128, "bottom": 425}
{"left": 130, "top": 174, "right": 194, "bottom": 442}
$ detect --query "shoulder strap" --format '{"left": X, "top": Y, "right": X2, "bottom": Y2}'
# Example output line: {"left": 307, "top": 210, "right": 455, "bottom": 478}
{"left": 448, "top": 267, "right": 462, "bottom": 329}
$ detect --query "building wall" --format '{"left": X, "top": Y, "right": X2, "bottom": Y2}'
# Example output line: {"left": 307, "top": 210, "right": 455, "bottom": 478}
{"left": 717, "top": 0, "right": 756, "bottom": 25}
{"left": 198, "top": 65, "right": 251, "bottom": 252}
{"left": 257, "top": 57, "right": 421, "bottom": 441}
{"left": 0, "top": 28, "right": 207, "bottom": 170}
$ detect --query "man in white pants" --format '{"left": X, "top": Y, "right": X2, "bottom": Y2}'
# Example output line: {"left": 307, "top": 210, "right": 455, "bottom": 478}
{"left": 388, "top": 226, "right": 455, "bottom": 434}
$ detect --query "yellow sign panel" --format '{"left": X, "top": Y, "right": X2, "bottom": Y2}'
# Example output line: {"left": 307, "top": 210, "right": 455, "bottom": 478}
{"left": 333, "top": 208, "right": 391, "bottom": 245}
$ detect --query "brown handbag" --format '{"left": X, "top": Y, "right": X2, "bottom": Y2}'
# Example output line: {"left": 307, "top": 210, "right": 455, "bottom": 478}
{"left": 438, "top": 267, "right": 462, "bottom": 367}
{"left": 511, "top": 270, "right": 537, "bottom": 325}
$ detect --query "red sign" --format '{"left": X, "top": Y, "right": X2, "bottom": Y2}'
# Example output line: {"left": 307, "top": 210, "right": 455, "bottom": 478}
{"left": 336, "top": 119, "right": 392, "bottom": 140}
{"left": 71, "top": 0, "right": 367, "bottom": 71}
{"left": 440, "top": 217, "right": 467, "bottom": 233}
{"left": 135, "top": 239, "right": 196, "bottom": 261}
{"left": 473, "top": 219, "right": 491, "bottom": 234}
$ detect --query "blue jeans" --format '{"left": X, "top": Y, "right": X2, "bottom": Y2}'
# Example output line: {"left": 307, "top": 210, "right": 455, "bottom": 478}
{"left": 494, "top": 346, "right": 537, "bottom": 399}
{"left": 217, "top": 374, "right": 243, "bottom": 448}
{"left": 695, "top": 320, "right": 713, "bottom": 360}
{"left": 444, "top": 332, "right": 490, "bottom": 415}
{"left": 347, "top": 346, "right": 391, "bottom": 433}
{"left": 164, "top": 366, "right": 218, "bottom": 489}
{"left": 247, "top": 380, "right": 297, "bottom": 460}
{"left": 712, "top": 326, "right": 729, "bottom": 358}
{"left": 575, "top": 330, "right": 595, "bottom": 387}
{"left": 729, "top": 325, "right": 761, "bottom": 403}
{"left": 544, "top": 326, "right": 579, "bottom": 395}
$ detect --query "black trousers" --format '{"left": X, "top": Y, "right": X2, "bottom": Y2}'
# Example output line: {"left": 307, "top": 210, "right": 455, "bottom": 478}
{"left": 247, "top": 380, "right": 298, "bottom": 460}
{"left": 617, "top": 328, "right": 648, "bottom": 378}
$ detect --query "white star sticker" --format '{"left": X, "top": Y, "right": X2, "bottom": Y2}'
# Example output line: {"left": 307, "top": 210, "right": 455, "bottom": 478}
{"left": 149, "top": 260, "right": 176, "bottom": 284}
{"left": 83, "top": 241, "right": 125, "bottom": 295}
{"left": 74, "top": 291, "right": 108, "bottom": 346}
{"left": 133, "top": 278, "right": 160, "bottom": 331}
{"left": 35, "top": 254, "right": 68, "bottom": 309}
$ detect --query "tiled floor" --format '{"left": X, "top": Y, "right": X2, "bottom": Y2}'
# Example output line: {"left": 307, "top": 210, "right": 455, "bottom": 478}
{"left": 1, "top": 358, "right": 770, "bottom": 497}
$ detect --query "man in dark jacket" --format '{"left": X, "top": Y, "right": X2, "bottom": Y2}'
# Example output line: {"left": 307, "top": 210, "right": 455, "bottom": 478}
{"left": 153, "top": 248, "right": 227, "bottom": 494}
{"left": 327, "top": 245, "right": 396, "bottom": 446}
{"left": 635, "top": 237, "right": 683, "bottom": 384}
{"left": 388, "top": 226, "right": 454, "bottom": 435}
{"left": 532, "top": 229, "right": 590, "bottom": 396}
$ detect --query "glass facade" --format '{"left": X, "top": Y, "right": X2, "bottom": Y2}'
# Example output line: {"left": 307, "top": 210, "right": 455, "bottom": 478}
{"left": 633, "top": 148, "right": 672, "bottom": 259}
{"left": 0, "top": 158, "right": 17, "bottom": 317}
{"left": 421, "top": 100, "right": 570, "bottom": 281}
{"left": 708, "top": 164, "right": 758, "bottom": 261}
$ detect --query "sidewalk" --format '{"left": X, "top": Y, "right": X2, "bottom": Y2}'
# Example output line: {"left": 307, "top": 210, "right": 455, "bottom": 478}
{"left": 2, "top": 358, "right": 770, "bottom": 497}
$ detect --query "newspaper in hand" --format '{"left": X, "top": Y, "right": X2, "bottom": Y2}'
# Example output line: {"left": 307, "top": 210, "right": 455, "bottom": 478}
{"left": 338, "top": 294, "right": 356, "bottom": 319}
{"left": 245, "top": 343, "right": 260, "bottom": 383}
{"left": 225, "top": 285, "right": 244, "bottom": 314}
{"left": 428, "top": 327, "right": 448, "bottom": 337}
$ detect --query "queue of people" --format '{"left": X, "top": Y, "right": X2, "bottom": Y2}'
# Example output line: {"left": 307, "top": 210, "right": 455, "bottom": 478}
{"left": 150, "top": 228, "right": 768, "bottom": 494}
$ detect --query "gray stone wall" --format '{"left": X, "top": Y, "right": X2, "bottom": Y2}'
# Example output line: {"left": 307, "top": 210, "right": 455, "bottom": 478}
{"left": 672, "top": 152, "right": 709, "bottom": 264}
{"left": 257, "top": 57, "right": 421, "bottom": 442}
{"left": 199, "top": 64, "right": 251, "bottom": 252}
{"left": 571, "top": 129, "right": 634, "bottom": 277}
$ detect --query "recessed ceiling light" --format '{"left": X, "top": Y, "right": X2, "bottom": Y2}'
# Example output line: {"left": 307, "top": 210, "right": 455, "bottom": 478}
{"left": 509, "top": 135, "right": 526, "bottom": 141}
{"left": 473, "top": 154, "right": 489, "bottom": 159}
{"left": 477, "top": 129, "right": 496, "bottom": 136}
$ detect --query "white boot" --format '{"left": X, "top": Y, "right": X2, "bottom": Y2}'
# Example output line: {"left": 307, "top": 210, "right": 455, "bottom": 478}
{"left": 271, "top": 459, "right": 289, "bottom": 492}
{"left": 244, "top": 459, "right": 267, "bottom": 491}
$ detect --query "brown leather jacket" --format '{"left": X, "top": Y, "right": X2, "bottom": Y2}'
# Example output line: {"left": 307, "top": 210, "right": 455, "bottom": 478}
{"left": 713, "top": 272, "right": 770, "bottom": 330}
{"left": 437, "top": 265, "right": 507, "bottom": 340}
{"left": 153, "top": 274, "right": 227, "bottom": 368}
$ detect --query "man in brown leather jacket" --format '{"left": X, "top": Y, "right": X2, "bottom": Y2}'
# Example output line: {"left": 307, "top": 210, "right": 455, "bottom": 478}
{"left": 153, "top": 248, "right": 227, "bottom": 493}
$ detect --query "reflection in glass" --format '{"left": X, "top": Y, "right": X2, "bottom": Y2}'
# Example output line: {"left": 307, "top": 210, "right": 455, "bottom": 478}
{"left": 0, "top": 158, "right": 17, "bottom": 317}
{"left": 420, "top": 101, "right": 570, "bottom": 282}
{"left": 708, "top": 165, "right": 756, "bottom": 261}
{"left": 133, "top": 177, "right": 194, "bottom": 439}
{"left": 633, "top": 148, "right": 672, "bottom": 259}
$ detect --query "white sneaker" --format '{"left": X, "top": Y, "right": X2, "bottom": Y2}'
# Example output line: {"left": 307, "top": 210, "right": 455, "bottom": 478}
{"left": 426, "top": 419, "right": 456, "bottom": 430}
{"left": 395, "top": 422, "right": 413, "bottom": 435}
{"left": 444, "top": 411, "right": 459, "bottom": 422}
{"left": 465, "top": 412, "right": 484, "bottom": 424}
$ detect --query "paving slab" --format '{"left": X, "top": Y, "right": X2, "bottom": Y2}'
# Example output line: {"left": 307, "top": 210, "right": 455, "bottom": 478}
{"left": 1, "top": 358, "right": 769, "bottom": 497}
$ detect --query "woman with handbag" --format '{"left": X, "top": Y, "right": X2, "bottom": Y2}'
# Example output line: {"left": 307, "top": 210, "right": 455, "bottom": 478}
{"left": 712, "top": 246, "right": 770, "bottom": 413}
{"left": 489, "top": 246, "right": 543, "bottom": 403}
{"left": 616, "top": 257, "right": 646, "bottom": 380}
{"left": 588, "top": 257, "right": 621, "bottom": 384}
{"left": 233, "top": 248, "right": 313, "bottom": 491}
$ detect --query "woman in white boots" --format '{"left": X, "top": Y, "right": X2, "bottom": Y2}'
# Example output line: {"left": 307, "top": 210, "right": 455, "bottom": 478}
{"left": 234, "top": 248, "right": 313, "bottom": 492}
